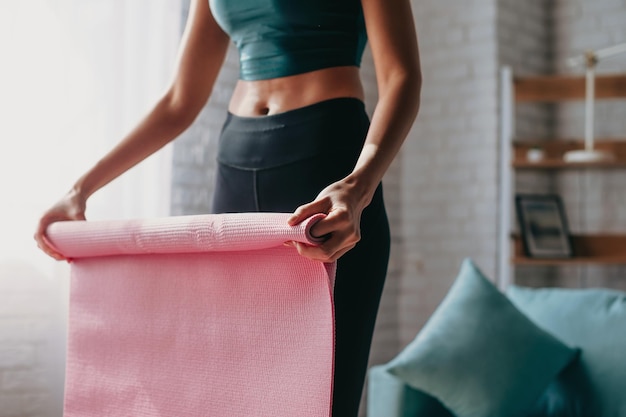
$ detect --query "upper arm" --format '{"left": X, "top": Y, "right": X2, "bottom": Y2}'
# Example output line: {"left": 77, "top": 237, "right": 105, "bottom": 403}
{"left": 360, "top": 0, "right": 421, "bottom": 91}
{"left": 166, "top": 0, "right": 230, "bottom": 119}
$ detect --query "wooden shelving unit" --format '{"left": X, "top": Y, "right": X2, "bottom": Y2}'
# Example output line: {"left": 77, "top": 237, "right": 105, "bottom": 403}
{"left": 513, "top": 139, "right": 626, "bottom": 169}
{"left": 513, "top": 74, "right": 626, "bottom": 102}
{"left": 512, "top": 234, "right": 626, "bottom": 266}
{"left": 497, "top": 70, "right": 626, "bottom": 288}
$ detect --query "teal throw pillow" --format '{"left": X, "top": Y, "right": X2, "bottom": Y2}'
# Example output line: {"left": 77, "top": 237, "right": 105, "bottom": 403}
{"left": 524, "top": 357, "right": 591, "bottom": 417}
{"left": 508, "top": 286, "right": 626, "bottom": 417}
{"left": 367, "top": 365, "right": 454, "bottom": 417}
{"left": 386, "top": 259, "right": 579, "bottom": 417}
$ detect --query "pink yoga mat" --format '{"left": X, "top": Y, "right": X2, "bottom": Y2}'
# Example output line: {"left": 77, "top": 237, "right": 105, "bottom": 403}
{"left": 47, "top": 213, "right": 336, "bottom": 417}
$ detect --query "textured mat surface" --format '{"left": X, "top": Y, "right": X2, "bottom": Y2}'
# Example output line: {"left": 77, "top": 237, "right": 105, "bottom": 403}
{"left": 48, "top": 213, "right": 336, "bottom": 417}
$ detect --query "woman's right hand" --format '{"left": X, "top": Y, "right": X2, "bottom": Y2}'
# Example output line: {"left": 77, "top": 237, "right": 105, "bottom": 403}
{"left": 34, "top": 189, "right": 87, "bottom": 260}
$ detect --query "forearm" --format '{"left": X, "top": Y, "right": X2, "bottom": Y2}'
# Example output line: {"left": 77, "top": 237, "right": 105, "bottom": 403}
{"left": 72, "top": 94, "right": 197, "bottom": 199}
{"left": 347, "top": 71, "right": 422, "bottom": 206}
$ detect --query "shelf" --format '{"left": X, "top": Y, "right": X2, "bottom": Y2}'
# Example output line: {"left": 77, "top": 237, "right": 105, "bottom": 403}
{"left": 498, "top": 68, "right": 626, "bottom": 286}
{"left": 513, "top": 139, "right": 626, "bottom": 169}
{"left": 512, "top": 234, "right": 626, "bottom": 265}
{"left": 514, "top": 73, "right": 626, "bottom": 102}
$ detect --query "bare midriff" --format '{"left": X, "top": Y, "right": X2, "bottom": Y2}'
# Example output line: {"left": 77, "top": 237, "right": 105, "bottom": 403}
{"left": 228, "top": 66, "right": 365, "bottom": 117}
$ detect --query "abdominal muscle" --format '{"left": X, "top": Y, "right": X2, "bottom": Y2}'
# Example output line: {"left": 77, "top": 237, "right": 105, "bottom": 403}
{"left": 228, "top": 66, "right": 365, "bottom": 117}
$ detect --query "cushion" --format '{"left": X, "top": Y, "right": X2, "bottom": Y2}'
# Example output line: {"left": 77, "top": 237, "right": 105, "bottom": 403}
{"left": 524, "top": 357, "right": 590, "bottom": 417}
{"left": 367, "top": 365, "right": 454, "bottom": 417}
{"left": 385, "top": 259, "right": 579, "bottom": 417}
{"left": 508, "top": 285, "right": 626, "bottom": 417}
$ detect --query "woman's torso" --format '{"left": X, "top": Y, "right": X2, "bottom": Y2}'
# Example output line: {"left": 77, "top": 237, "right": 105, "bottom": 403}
{"left": 228, "top": 66, "right": 365, "bottom": 117}
{"left": 208, "top": 0, "right": 367, "bottom": 117}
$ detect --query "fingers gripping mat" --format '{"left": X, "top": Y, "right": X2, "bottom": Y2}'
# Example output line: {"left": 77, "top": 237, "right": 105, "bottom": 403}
{"left": 47, "top": 213, "right": 336, "bottom": 417}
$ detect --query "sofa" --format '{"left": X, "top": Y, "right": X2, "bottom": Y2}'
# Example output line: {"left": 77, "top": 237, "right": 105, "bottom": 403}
{"left": 367, "top": 259, "right": 626, "bottom": 417}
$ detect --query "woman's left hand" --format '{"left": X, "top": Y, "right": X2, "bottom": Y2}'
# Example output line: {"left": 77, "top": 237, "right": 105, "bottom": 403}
{"left": 287, "top": 179, "right": 370, "bottom": 262}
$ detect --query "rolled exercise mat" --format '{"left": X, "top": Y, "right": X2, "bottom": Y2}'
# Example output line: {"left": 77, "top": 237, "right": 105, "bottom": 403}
{"left": 47, "top": 213, "right": 336, "bottom": 417}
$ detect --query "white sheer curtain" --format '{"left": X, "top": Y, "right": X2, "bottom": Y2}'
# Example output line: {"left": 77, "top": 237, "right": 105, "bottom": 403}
{"left": 0, "top": 1, "right": 181, "bottom": 415}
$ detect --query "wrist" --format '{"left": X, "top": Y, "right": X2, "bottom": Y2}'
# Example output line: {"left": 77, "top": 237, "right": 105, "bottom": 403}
{"left": 70, "top": 182, "right": 90, "bottom": 202}
{"left": 343, "top": 171, "right": 378, "bottom": 208}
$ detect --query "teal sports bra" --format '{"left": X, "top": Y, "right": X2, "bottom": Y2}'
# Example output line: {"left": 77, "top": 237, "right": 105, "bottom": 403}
{"left": 209, "top": 0, "right": 368, "bottom": 81}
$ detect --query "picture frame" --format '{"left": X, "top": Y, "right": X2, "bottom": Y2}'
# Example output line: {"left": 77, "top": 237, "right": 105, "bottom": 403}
{"left": 515, "top": 194, "right": 573, "bottom": 258}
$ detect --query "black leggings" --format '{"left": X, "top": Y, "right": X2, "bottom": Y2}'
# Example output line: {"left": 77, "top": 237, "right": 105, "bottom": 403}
{"left": 211, "top": 97, "right": 390, "bottom": 417}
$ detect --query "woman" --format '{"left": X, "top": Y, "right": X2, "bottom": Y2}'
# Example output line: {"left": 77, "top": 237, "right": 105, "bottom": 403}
{"left": 35, "top": 0, "right": 421, "bottom": 415}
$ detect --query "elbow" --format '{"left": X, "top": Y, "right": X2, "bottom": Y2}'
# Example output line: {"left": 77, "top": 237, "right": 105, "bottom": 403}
{"left": 161, "top": 88, "right": 208, "bottom": 130}
{"left": 382, "top": 66, "right": 422, "bottom": 115}
{"left": 407, "top": 68, "right": 422, "bottom": 110}
{"left": 413, "top": 67, "right": 423, "bottom": 99}
{"left": 379, "top": 59, "right": 421, "bottom": 99}
{"left": 402, "top": 64, "right": 422, "bottom": 115}
{"left": 404, "top": 58, "right": 422, "bottom": 91}
{"left": 402, "top": 62, "right": 422, "bottom": 106}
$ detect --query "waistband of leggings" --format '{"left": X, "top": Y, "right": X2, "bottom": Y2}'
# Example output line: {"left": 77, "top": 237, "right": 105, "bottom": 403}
{"left": 224, "top": 97, "right": 366, "bottom": 132}
{"left": 218, "top": 97, "right": 368, "bottom": 170}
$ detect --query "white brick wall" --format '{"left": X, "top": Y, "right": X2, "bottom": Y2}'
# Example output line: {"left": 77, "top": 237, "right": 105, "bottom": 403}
{"left": 170, "top": 42, "right": 238, "bottom": 215}
{"left": 170, "top": 0, "right": 238, "bottom": 215}
{"left": 397, "top": 0, "right": 500, "bottom": 346}
{"left": 360, "top": 45, "right": 403, "bottom": 363}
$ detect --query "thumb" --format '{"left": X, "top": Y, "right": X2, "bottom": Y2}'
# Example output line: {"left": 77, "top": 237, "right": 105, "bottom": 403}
{"left": 288, "top": 199, "right": 328, "bottom": 226}
{"left": 70, "top": 208, "right": 86, "bottom": 221}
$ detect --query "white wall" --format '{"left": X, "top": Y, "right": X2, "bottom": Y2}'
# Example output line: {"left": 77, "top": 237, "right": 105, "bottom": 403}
{"left": 0, "top": 2, "right": 180, "bottom": 416}
{"left": 396, "top": 0, "right": 500, "bottom": 346}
